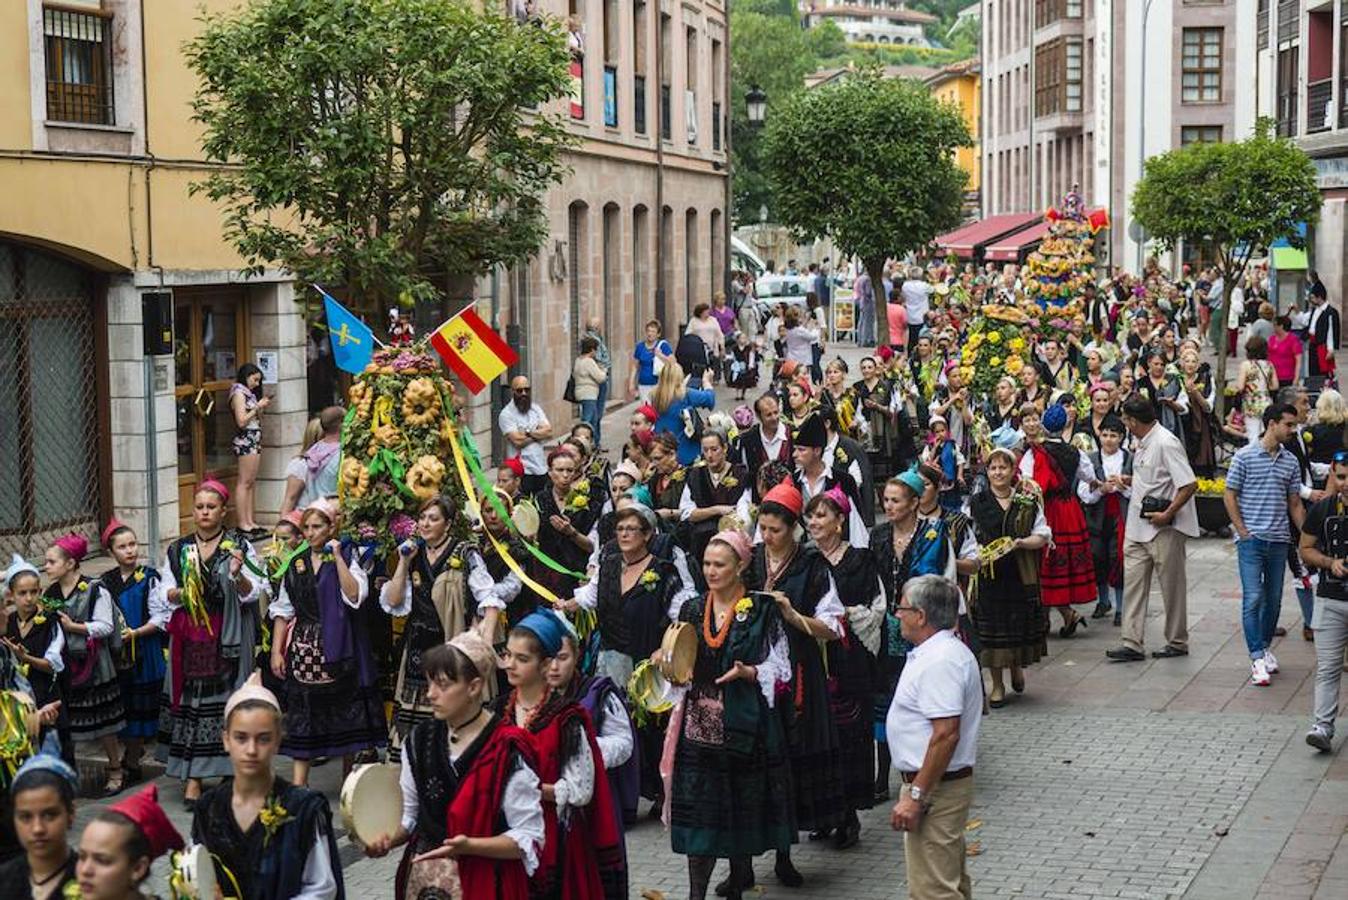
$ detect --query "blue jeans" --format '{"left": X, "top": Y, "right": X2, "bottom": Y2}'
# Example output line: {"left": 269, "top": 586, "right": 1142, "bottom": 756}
{"left": 579, "top": 399, "right": 601, "bottom": 447}
{"left": 1236, "top": 537, "right": 1289, "bottom": 659}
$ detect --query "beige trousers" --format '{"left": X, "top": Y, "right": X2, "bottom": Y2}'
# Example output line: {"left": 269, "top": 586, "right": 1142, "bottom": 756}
{"left": 902, "top": 776, "right": 975, "bottom": 900}
{"left": 1121, "top": 529, "right": 1190, "bottom": 653}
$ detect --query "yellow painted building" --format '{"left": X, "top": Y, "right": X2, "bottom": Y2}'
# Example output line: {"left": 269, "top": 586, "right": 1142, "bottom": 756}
{"left": 926, "top": 59, "right": 981, "bottom": 204}
{"left": 0, "top": 0, "right": 307, "bottom": 555}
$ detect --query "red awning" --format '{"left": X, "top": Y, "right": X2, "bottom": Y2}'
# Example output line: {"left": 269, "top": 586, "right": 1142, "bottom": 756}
{"left": 935, "top": 212, "right": 1042, "bottom": 258}
{"left": 984, "top": 219, "right": 1052, "bottom": 262}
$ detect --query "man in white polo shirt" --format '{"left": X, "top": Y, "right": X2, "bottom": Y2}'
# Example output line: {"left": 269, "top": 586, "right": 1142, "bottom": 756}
{"left": 886, "top": 574, "right": 981, "bottom": 900}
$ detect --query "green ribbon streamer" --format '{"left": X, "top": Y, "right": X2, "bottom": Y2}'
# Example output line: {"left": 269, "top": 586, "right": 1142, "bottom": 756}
{"left": 456, "top": 427, "right": 587, "bottom": 581}
{"left": 244, "top": 541, "right": 311, "bottom": 581}
{"left": 368, "top": 448, "right": 417, "bottom": 499}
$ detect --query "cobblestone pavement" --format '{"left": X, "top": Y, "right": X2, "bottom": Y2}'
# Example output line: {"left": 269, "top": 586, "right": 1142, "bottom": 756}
{"left": 71, "top": 351, "right": 1348, "bottom": 899}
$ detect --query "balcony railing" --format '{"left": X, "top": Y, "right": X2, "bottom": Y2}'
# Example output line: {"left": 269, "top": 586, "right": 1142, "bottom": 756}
{"left": 1309, "top": 77, "right": 1333, "bottom": 133}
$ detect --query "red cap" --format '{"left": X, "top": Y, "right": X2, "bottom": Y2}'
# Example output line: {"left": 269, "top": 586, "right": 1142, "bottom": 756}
{"left": 637, "top": 404, "right": 658, "bottom": 424}
{"left": 876, "top": 345, "right": 895, "bottom": 362}
{"left": 502, "top": 457, "right": 525, "bottom": 478}
{"left": 53, "top": 533, "right": 88, "bottom": 562}
{"left": 762, "top": 477, "right": 803, "bottom": 518}
{"left": 100, "top": 517, "right": 128, "bottom": 548}
{"left": 107, "top": 785, "right": 184, "bottom": 861}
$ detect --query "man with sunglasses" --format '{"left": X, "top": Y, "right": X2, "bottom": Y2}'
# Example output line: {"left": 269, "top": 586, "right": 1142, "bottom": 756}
{"left": 498, "top": 375, "right": 553, "bottom": 496}
{"left": 1296, "top": 448, "right": 1348, "bottom": 751}
{"left": 885, "top": 575, "right": 982, "bottom": 900}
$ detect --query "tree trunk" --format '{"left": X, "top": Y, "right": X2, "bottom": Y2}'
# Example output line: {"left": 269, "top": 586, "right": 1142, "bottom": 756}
{"left": 868, "top": 256, "right": 890, "bottom": 347}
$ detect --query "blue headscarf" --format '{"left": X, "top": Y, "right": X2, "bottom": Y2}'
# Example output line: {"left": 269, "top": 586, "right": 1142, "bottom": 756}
{"left": 516, "top": 608, "right": 567, "bottom": 658}
{"left": 11, "top": 733, "right": 79, "bottom": 794}
{"left": 894, "top": 470, "right": 926, "bottom": 497}
{"left": 1042, "top": 403, "right": 1068, "bottom": 435}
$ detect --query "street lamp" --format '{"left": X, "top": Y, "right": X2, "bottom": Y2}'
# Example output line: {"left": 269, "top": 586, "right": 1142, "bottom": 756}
{"left": 746, "top": 85, "right": 767, "bottom": 126}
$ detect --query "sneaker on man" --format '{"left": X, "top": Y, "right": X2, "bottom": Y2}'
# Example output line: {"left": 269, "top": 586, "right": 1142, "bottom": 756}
{"left": 1250, "top": 657, "right": 1272, "bottom": 686}
{"left": 1306, "top": 725, "right": 1334, "bottom": 753}
{"left": 1264, "top": 649, "right": 1280, "bottom": 674}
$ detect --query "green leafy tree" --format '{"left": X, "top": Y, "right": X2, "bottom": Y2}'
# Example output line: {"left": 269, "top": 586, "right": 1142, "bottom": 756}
{"left": 186, "top": 0, "right": 575, "bottom": 317}
{"left": 760, "top": 69, "right": 970, "bottom": 345}
{"left": 1132, "top": 119, "right": 1321, "bottom": 417}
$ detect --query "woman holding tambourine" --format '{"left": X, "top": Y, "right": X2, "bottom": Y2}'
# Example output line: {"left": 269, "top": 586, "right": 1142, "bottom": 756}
{"left": 657, "top": 529, "right": 793, "bottom": 900}
{"left": 967, "top": 447, "right": 1052, "bottom": 709}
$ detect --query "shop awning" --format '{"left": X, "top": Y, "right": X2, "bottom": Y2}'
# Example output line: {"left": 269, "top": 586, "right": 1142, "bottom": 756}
{"left": 934, "top": 212, "right": 1042, "bottom": 258}
{"left": 984, "top": 219, "right": 1053, "bottom": 262}
{"left": 1271, "top": 246, "right": 1308, "bottom": 270}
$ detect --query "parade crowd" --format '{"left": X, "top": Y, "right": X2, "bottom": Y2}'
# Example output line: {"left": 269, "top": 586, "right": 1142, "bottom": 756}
{"left": 4, "top": 208, "right": 1348, "bottom": 900}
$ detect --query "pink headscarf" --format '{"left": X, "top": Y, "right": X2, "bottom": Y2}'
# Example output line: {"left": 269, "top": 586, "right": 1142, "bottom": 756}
{"left": 53, "top": 533, "right": 88, "bottom": 562}
{"left": 823, "top": 485, "right": 852, "bottom": 517}
{"left": 198, "top": 478, "right": 231, "bottom": 503}
{"left": 710, "top": 529, "right": 752, "bottom": 564}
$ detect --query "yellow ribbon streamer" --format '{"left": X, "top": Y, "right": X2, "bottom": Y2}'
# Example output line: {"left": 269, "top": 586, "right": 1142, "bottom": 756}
{"left": 445, "top": 420, "right": 564, "bottom": 606}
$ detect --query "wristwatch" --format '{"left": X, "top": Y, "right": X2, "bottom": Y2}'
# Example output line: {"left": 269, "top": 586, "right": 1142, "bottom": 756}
{"left": 908, "top": 784, "right": 927, "bottom": 805}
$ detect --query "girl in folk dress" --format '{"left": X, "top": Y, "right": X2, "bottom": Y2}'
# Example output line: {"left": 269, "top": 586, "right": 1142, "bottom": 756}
{"left": 75, "top": 784, "right": 183, "bottom": 900}
{"left": 156, "top": 480, "right": 263, "bottom": 807}
{"left": 0, "top": 750, "right": 80, "bottom": 899}
{"left": 43, "top": 533, "right": 125, "bottom": 795}
{"left": 98, "top": 522, "right": 167, "bottom": 788}
{"left": 191, "top": 676, "right": 344, "bottom": 900}
{"left": 367, "top": 632, "right": 544, "bottom": 900}
{"left": 502, "top": 610, "right": 623, "bottom": 900}
{"left": 382, "top": 495, "right": 520, "bottom": 758}
{"left": 2, "top": 558, "right": 67, "bottom": 767}
{"left": 269, "top": 499, "right": 387, "bottom": 787}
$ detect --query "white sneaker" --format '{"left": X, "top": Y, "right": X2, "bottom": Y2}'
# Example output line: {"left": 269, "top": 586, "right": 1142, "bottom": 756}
{"left": 1250, "top": 658, "right": 1272, "bottom": 686}
{"left": 1264, "top": 650, "right": 1280, "bottom": 674}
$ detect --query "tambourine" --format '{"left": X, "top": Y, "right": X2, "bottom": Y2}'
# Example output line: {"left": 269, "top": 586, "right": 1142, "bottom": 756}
{"left": 627, "top": 660, "right": 674, "bottom": 716}
{"left": 657, "top": 622, "right": 697, "bottom": 685}
{"left": 340, "top": 763, "right": 403, "bottom": 847}
{"left": 977, "top": 536, "right": 1017, "bottom": 566}
{"left": 169, "top": 844, "right": 217, "bottom": 900}
{"left": 512, "top": 498, "right": 541, "bottom": 540}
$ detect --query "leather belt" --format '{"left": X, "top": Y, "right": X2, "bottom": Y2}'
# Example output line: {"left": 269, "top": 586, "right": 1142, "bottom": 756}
{"left": 900, "top": 767, "right": 973, "bottom": 784}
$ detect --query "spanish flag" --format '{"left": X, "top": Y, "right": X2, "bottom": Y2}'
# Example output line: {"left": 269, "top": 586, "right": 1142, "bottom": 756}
{"left": 429, "top": 307, "right": 518, "bottom": 394}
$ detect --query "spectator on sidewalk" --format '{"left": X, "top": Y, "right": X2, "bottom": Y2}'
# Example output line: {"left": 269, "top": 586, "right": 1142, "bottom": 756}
{"left": 582, "top": 317, "right": 612, "bottom": 433}
{"left": 1107, "top": 394, "right": 1198, "bottom": 663}
{"left": 630, "top": 320, "right": 673, "bottom": 402}
{"left": 1308, "top": 272, "right": 1340, "bottom": 379}
{"left": 901, "top": 266, "right": 932, "bottom": 350}
{"left": 887, "top": 287, "right": 909, "bottom": 355}
{"left": 499, "top": 375, "right": 553, "bottom": 496}
{"left": 279, "top": 406, "right": 343, "bottom": 515}
{"left": 1268, "top": 316, "right": 1303, "bottom": 387}
{"left": 279, "top": 416, "right": 323, "bottom": 516}
{"left": 854, "top": 267, "right": 875, "bottom": 347}
{"left": 886, "top": 575, "right": 981, "bottom": 900}
{"left": 1296, "top": 450, "right": 1348, "bottom": 752}
{"left": 571, "top": 336, "right": 608, "bottom": 450}
{"left": 1223, "top": 402, "right": 1306, "bottom": 687}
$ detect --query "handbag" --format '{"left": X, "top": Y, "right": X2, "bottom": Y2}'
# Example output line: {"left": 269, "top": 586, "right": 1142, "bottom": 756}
{"left": 563, "top": 374, "right": 578, "bottom": 403}
{"left": 1140, "top": 495, "right": 1170, "bottom": 518}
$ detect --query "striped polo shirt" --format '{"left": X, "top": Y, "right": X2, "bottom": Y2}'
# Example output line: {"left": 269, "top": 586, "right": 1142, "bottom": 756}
{"left": 1226, "top": 442, "right": 1302, "bottom": 542}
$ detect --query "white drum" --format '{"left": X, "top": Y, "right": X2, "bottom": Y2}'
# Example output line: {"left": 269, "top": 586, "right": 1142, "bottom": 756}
{"left": 340, "top": 762, "right": 403, "bottom": 847}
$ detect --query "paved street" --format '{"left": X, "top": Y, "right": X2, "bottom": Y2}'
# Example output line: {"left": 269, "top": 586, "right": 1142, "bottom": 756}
{"left": 69, "top": 351, "right": 1348, "bottom": 899}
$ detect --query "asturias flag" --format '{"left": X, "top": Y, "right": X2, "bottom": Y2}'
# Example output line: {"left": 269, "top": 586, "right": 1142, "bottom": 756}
{"left": 430, "top": 307, "right": 517, "bottom": 394}
{"left": 319, "top": 288, "right": 376, "bottom": 374}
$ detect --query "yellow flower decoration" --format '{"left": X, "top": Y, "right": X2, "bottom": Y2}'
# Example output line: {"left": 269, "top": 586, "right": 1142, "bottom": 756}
{"left": 987, "top": 332, "right": 1002, "bottom": 344}
{"left": 722, "top": 475, "right": 739, "bottom": 488}
{"left": 570, "top": 494, "right": 590, "bottom": 511}
{"left": 989, "top": 356, "right": 1002, "bottom": 367}
{"left": 1005, "top": 356, "right": 1024, "bottom": 374}
{"left": 734, "top": 596, "right": 754, "bottom": 620}
{"left": 76, "top": 580, "right": 88, "bottom": 592}
{"left": 573, "top": 478, "right": 592, "bottom": 495}
{"left": 258, "top": 795, "right": 293, "bottom": 847}
{"left": 1009, "top": 337, "right": 1027, "bottom": 353}
{"left": 640, "top": 569, "right": 660, "bottom": 590}
{"left": 924, "top": 528, "right": 938, "bottom": 540}
{"left": 671, "top": 469, "right": 685, "bottom": 482}
{"left": 63, "top": 882, "right": 82, "bottom": 900}
{"left": 449, "top": 555, "right": 463, "bottom": 569}
{"left": 132, "top": 568, "right": 145, "bottom": 583}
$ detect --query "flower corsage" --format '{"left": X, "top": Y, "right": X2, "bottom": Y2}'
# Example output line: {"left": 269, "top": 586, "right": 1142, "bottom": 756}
{"left": 640, "top": 569, "right": 660, "bottom": 591}
{"left": 258, "top": 795, "right": 293, "bottom": 847}
{"left": 734, "top": 596, "right": 754, "bottom": 622}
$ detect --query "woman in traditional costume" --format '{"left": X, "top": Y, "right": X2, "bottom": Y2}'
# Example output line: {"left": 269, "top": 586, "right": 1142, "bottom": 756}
{"left": 382, "top": 495, "right": 517, "bottom": 757}
{"left": 268, "top": 499, "right": 386, "bottom": 787}
{"left": 739, "top": 480, "right": 841, "bottom": 889}
{"left": 853, "top": 356, "right": 900, "bottom": 485}
{"left": 156, "top": 479, "right": 263, "bottom": 808}
{"left": 367, "top": 632, "right": 542, "bottom": 900}
{"left": 803, "top": 490, "right": 884, "bottom": 851}
{"left": 1082, "top": 417, "right": 1133, "bottom": 625}
{"left": 678, "top": 430, "right": 751, "bottom": 562}
{"left": 646, "top": 432, "right": 688, "bottom": 535}
{"left": 191, "top": 675, "right": 343, "bottom": 899}
{"left": 0, "top": 747, "right": 79, "bottom": 897}
{"left": 76, "top": 784, "right": 183, "bottom": 900}
{"left": 569, "top": 504, "right": 692, "bottom": 813}
{"left": 99, "top": 521, "right": 167, "bottom": 787}
{"left": 532, "top": 447, "right": 598, "bottom": 602}
{"left": 502, "top": 610, "right": 624, "bottom": 900}
{"left": 868, "top": 472, "right": 959, "bottom": 800}
{"left": 42, "top": 532, "right": 125, "bottom": 796}
{"left": 1018, "top": 403, "right": 1098, "bottom": 637}
{"left": 970, "top": 448, "right": 1051, "bottom": 708}
{"left": 662, "top": 530, "right": 793, "bottom": 900}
